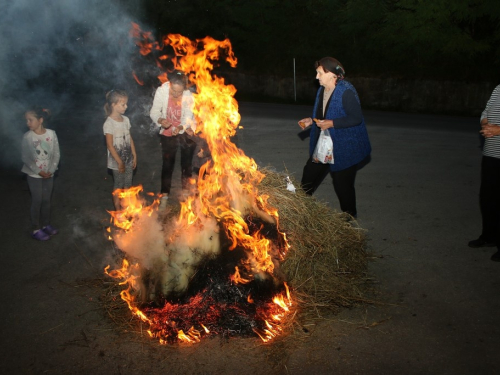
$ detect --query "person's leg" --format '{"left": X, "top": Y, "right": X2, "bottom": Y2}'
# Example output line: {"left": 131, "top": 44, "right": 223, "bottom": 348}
{"left": 179, "top": 134, "right": 196, "bottom": 190}
{"left": 160, "top": 136, "right": 178, "bottom": 195}
{"left": 40, "top": 177, "right": 54, "bottom": 227}
{"left": 480, "top": 156, "right": 500, "bottom": 260}
{"left": 123, "top": 165, "right": 134, "bottom": 189}
{"left": 479, "top": 156, "right": 500, "bottom": 243}
{"left": 111, "top": 169, "right": 126, "bottom": 210}
{"left": 300, "top": 157, "right": 329, "bottom": 195}
{"left": 27, "top": 176, "right": 50, "bottom": 240}
{"left": 27, "top": 176, "right": 43, "bottom": 230}
{"left": 330, "top": 163, "right": 358, "bottom": 217}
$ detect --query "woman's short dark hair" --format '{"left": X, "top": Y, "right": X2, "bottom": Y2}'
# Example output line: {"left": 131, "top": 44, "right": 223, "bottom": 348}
{"left": 315, "top": 57, "right": 345, "bottom": 79}
{"left": 167, "top": 70, "right": 188, "bottom": 87}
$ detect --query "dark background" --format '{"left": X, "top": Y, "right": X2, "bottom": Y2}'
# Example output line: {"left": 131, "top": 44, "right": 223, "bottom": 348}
{"left": 134, "top": 0, "right": 500, "bottom": 81}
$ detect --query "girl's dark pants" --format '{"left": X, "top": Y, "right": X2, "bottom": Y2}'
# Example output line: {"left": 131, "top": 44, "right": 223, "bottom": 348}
{"left": 301, "top": 156, "right": 358, "bottom": 217}
{"left": 27, "top": 175, "right": 53, "bottom": 229}
{"left": 160, "top": 133, "right": 196, "bottom": 195}
{"left": 479, "top": 155, "right": 500, "bottom": 245}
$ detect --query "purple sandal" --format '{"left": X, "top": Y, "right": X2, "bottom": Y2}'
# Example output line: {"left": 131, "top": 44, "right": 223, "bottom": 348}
{"left": 32, "top": 229, "right": 50, "bottom": 241}
{"left": 42, "top": 225, "right": 58, "bottom": 236}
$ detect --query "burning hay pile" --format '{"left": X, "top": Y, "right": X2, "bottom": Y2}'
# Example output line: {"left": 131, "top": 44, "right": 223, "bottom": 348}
{"left": 102, "top": 169, "right": 368, "bottom": 344}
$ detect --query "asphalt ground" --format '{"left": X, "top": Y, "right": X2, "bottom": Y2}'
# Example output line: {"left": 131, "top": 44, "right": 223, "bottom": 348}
{"left": 1, "top": 100, "right": 498, "bottom": 374}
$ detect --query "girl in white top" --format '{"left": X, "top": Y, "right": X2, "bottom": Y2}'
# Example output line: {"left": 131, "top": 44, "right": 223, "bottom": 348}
{"left": 21, "top": 106, "right": 60, "bottom": 241}
{"left": 103, "top": 89, "right": 137, "bottom": 211}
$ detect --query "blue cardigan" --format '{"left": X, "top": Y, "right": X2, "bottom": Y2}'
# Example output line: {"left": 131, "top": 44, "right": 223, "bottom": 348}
{"left": 309, "top": 80, "right": 371, "bottom": 172}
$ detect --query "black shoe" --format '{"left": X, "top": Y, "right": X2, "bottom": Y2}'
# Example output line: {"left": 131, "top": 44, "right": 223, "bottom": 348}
{"left": 491, "top": 250, "right": 500, "bottom": 262}
{"left": 468, "top": 237, "right": 496, "bottom": 248}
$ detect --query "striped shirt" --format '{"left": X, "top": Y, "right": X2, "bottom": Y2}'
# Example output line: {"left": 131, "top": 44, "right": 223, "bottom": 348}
{"left": 481, "top": 84, "right": 500, "bottom": 158}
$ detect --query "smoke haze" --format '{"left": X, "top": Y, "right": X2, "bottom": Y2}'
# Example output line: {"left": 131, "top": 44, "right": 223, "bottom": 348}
{"left": 0, "top": 0, "right": 142, "bottom": 170}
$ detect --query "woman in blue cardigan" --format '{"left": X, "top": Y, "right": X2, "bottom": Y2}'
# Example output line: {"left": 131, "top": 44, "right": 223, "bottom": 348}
{"left": 298, "top": 57, "right": 371, "bottom": 218}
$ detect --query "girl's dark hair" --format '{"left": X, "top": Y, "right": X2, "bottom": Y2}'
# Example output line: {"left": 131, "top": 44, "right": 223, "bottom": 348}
{"left": 167, "top": 70, "right": 188, "bottom": 88}
{"left": 315, "top": 57, "right": 345, "bottom": 79}
{"left": 104, "top": 89, "right": 128, "bottom": 116}
{"left": 26, "top": 106, "right": 51, "bottom": 122}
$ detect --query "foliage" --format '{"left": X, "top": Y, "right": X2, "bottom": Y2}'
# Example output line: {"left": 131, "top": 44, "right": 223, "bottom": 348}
{"left": 137, "top": 0, "right": 499, "bottom": 81}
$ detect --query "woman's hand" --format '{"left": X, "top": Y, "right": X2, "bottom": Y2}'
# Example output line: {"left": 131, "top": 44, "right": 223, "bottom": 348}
{"left": 298, "top": 117, "right": 313, "bottom": 129}
{"left": 480, "top": 124, "right": 500, "bottom": 138}
{"left": 316, "top": 119, "right": 334, "bottom": 130}
{"left": 185, "top": 127, "right": 194, "bottom": 136}
{"left": 172, "top": 125, "right": 183, "bottom": 136}
{"left": 159, "top": 118, "right": 172, "bottom": 129}
{"left": 39, "top": 171, "right": 52, "bottom": 178}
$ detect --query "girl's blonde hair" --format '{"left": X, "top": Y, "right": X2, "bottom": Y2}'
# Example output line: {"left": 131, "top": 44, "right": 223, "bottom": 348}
{"left": 104, "top": 89, "right": 128, "bottom": 116}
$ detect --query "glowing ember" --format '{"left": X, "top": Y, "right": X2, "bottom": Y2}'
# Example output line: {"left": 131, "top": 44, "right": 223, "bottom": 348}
{"left": 105, "top": 24, "right": 293, "bottom": 344}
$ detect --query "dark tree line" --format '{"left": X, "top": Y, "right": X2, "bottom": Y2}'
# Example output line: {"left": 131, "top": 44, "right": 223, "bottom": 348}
{"left": 125, "top": 0, "right": 499, "bottom": 82}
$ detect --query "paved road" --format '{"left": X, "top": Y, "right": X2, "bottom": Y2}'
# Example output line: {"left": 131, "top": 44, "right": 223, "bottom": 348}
{"left": 1, "top": 100, "right": 498, "bottom": 374}
{"left": 238, "top": 102, "right": 498, "bottom": 374}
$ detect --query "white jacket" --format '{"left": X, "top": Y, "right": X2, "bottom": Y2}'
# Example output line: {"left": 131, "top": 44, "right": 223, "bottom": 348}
{"left": 149, "top": 82, "right": 196, "bottom": 134}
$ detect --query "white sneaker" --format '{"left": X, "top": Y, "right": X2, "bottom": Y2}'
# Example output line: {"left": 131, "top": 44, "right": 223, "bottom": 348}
{"left": 159, "top": 196, "right": 169, "bottom": 210}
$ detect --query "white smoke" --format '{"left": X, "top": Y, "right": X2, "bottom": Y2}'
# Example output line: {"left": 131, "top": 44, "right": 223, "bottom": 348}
{"left": 111, "top": 199, "right": 222, "bottom": 300}
{"left": 0, "top": 0, "right": 142, "bottom": 169}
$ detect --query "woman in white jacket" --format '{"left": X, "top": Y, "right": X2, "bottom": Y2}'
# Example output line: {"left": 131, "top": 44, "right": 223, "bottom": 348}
{"left": 150, "top": 70, "right": 196, "bottom": 207}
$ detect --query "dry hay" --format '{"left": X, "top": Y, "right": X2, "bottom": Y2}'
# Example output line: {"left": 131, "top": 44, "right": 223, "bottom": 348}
{"left": 258, "top": 167, "right": 369, "bottom": 319}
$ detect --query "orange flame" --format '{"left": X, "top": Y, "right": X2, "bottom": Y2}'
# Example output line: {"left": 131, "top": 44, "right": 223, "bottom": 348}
{"left": 108, "top": 185, "right": 158, "bottom": 231}
{"left": 130, "top": 22, "right": 160, "bottom": 56}
{"left": 106, "top": 25, "right": 294, "bottom": 344}
{"left": 230, "top": 266, "right": 251, "bottom": 284}
{"left": 104, "top": 259, "right": 151, "bottom": 323}
{"left": 132, "top": 71, "right": 144, "bottom": 86}
{"left": 253, "top": 283, "right": 292, "bottom": 342}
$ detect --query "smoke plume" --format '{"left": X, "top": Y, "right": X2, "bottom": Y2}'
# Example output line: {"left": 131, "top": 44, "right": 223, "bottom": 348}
{"left": 0, "top": 0, "right": 142, "bottom": 170}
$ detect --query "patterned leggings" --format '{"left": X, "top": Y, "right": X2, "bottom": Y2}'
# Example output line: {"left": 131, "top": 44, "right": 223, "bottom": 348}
{"left": 112, "top": 165, "right": 133, "bottom": 190}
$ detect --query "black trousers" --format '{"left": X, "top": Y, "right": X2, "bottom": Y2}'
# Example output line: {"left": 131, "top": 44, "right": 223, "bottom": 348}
{"left": 160, "top": 134, "right": 196, "bottom": 195}
{"left": 479, "top": 155, "right": 500, "bottom": 245}
{"left": 301, "top": 157, "right": 358, "bottom": 217}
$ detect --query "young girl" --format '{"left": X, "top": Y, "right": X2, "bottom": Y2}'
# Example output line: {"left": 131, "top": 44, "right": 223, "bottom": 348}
{"left": 103, "top": 89, "right": 137, "bottom": 210}
{"left": 21, "top": 106, "right": 60, "bottom": 241}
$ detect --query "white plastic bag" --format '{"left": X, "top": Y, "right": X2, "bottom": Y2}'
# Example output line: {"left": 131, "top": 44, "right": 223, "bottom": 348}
{"left": 285, "top": 176, "right": 296, "bottom": 193}
{"left": 312, "top": 130, "right": 334, "bottom": 164}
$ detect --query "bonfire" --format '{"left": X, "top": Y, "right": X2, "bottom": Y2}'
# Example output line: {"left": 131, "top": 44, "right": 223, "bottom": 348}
{"left": 103, "top": 24, "right": 368, "bottom": 345}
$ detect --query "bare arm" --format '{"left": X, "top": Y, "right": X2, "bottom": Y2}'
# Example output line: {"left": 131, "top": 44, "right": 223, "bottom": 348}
{"left": 130, "top": 136, "right": 137, "bottom": 169}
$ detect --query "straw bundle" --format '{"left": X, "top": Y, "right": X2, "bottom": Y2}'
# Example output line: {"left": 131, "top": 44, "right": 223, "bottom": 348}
{"left": 257, "top": 167, "right": 368, "bottom": 318}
